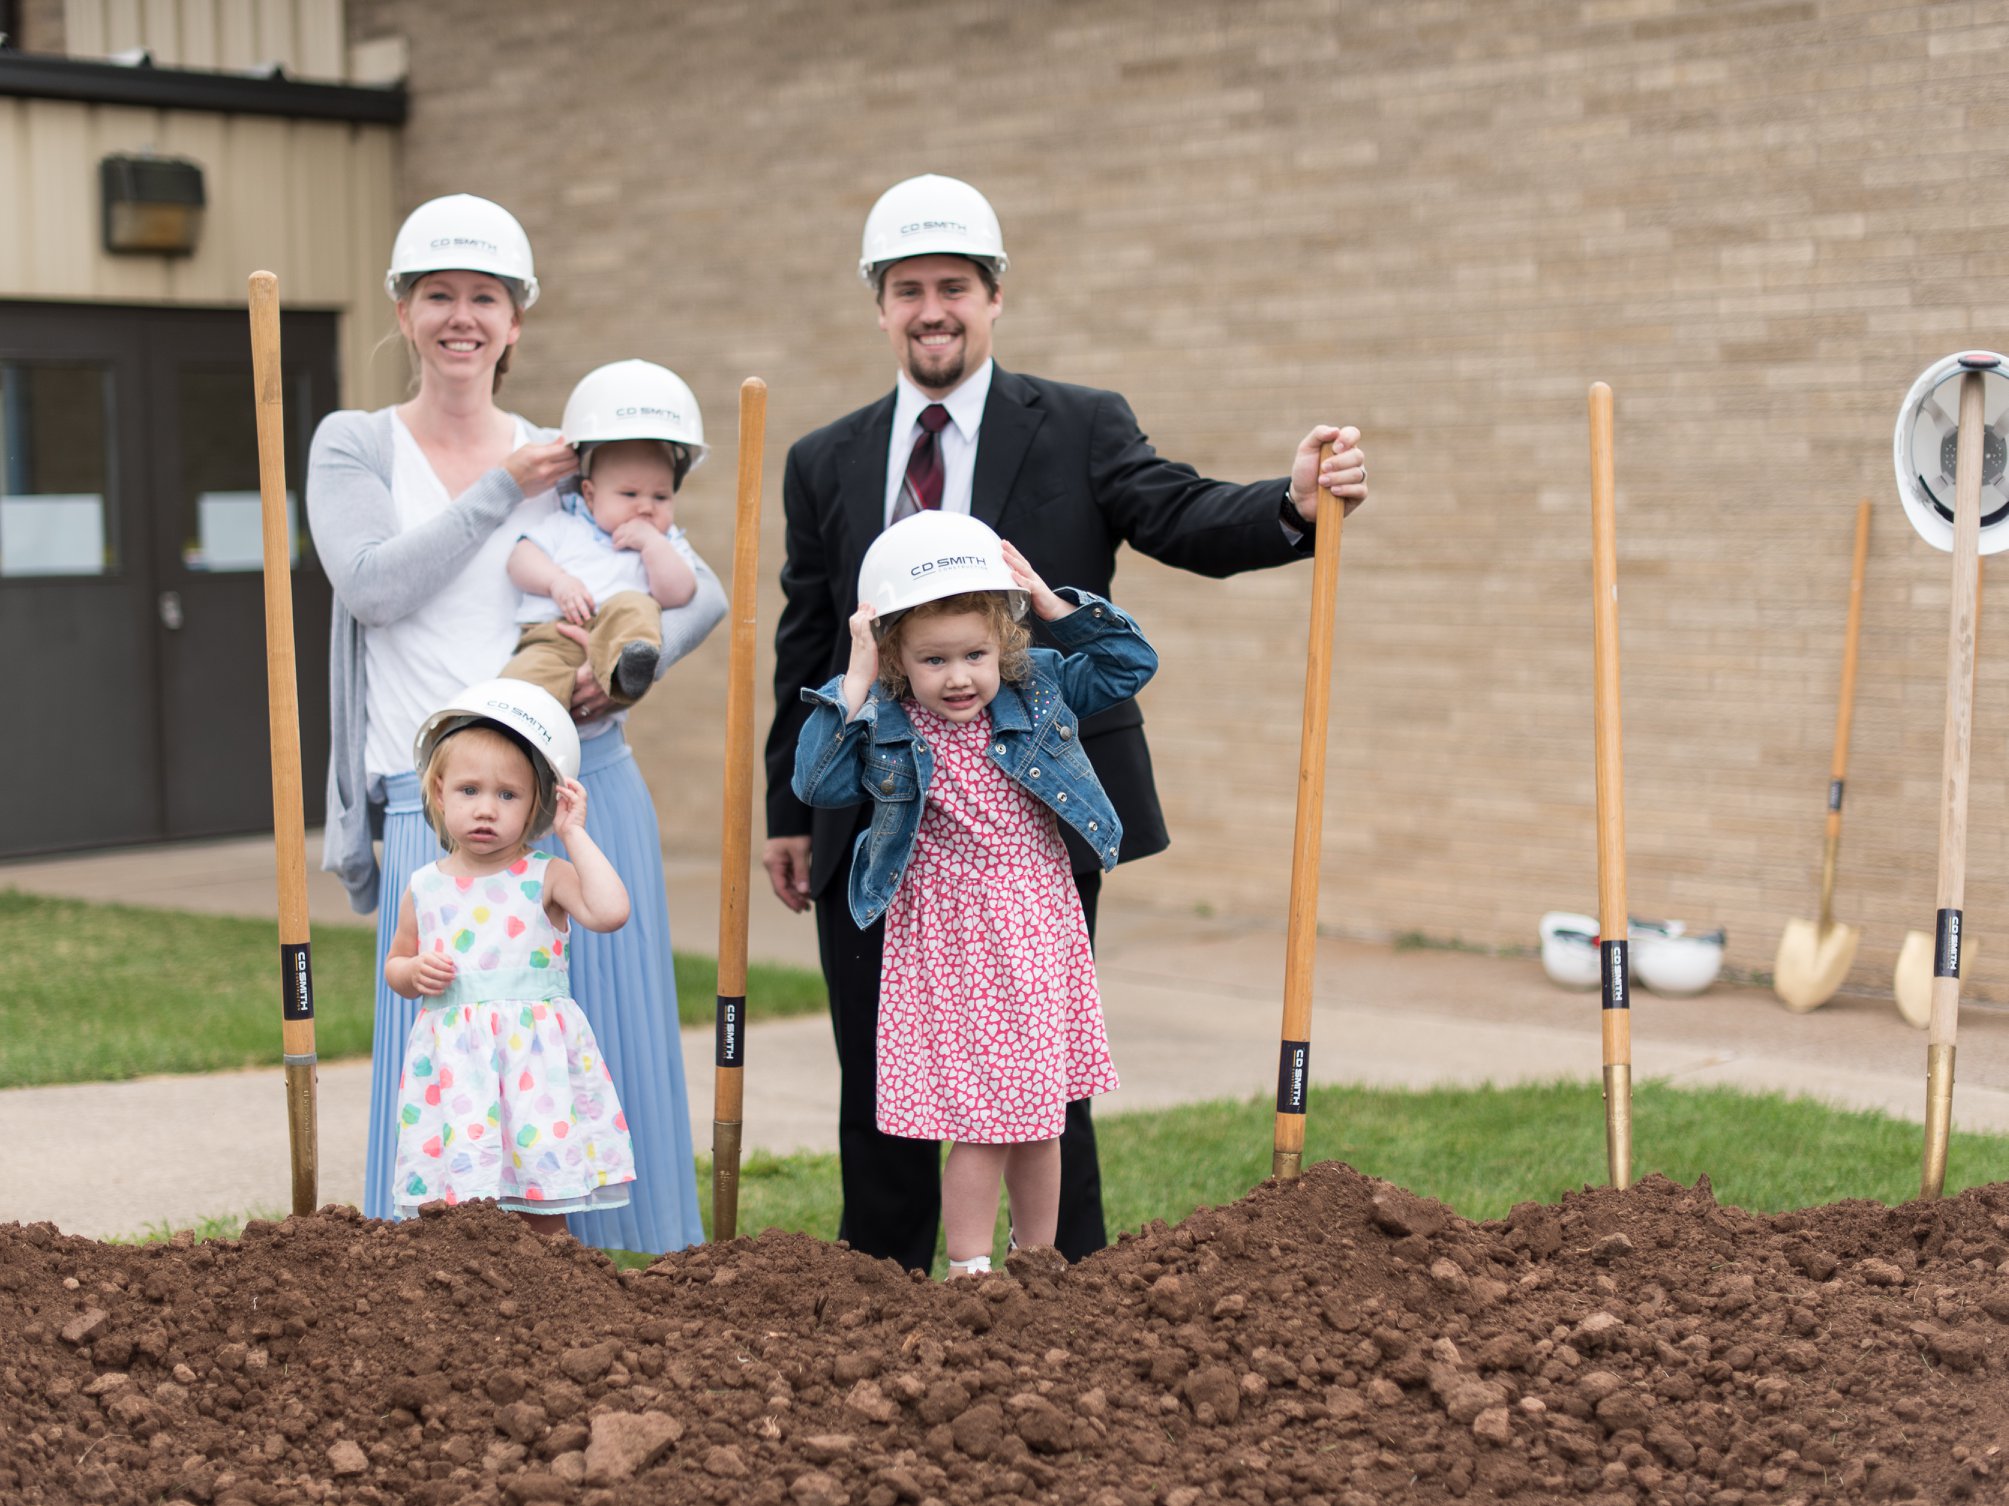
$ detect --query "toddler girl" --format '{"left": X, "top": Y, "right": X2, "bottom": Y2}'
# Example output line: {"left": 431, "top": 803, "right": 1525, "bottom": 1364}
{"left": 385, "top": 678, "right": 637, "bottom": 1234}
{"left": 792, "top": 512, "right": 1157, "bottom": 1276}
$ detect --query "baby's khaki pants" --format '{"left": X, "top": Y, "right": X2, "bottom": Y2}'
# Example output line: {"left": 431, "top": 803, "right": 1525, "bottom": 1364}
{"left": 503, "top": 591, "right": 662, "bottom": 708}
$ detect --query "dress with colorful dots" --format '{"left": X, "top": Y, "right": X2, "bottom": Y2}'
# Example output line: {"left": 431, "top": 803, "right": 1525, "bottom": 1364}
{"left": 391, "top": 851, "right": 635, "bottom": 1215}
{"left": 875, "top": 703, "right": 1119, "bottom": 1144}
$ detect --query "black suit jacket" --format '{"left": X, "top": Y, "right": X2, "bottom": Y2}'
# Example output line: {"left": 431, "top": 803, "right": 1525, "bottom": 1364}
{"left": 764, "top": 364, "right": 1309, "bottom": 899}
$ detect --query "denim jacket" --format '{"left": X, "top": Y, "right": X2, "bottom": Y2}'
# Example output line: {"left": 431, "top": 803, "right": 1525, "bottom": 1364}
{"left": 792, "top": 589, "right": 1158, "bottom": 929}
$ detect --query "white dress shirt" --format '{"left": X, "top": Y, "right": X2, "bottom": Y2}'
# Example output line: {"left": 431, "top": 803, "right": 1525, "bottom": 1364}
{"left": 881, "top": 358, "right": 994, "bottom": 527}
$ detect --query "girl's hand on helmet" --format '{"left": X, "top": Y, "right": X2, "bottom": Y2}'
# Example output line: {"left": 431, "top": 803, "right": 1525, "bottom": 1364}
{"left": 551, "top": 778, "right": 588, "bottom": 840}
{"left": 504, "top": 438, "right": 578, "bottom": 496}
{"left": 1002, "top": 540, "right": 1074, "bottom": 621}
{"left": 551, "top": 574, "right": 596, "bottom": 625}
{"left": 841, "top": 602, "right": 879, "bottom": 718}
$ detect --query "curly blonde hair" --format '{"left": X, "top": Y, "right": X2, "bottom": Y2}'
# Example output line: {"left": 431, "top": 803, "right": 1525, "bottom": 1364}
{"left": 876, "top": 591, "right": 1032, "bottom": 700}
{"left": 419, "top": 724, "right": 551, "bottom": 852}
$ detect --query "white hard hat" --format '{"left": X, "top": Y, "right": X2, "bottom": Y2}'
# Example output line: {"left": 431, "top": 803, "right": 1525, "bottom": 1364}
{"left": 858, "top": 511, "right": 1028, "bottom": 623}
{"left": 858, "top": 174, "right": 1008, "bottom": 286}
{"left": 385, "top": 193, "right": 540, "bottom": 309}
{"left": 1893, "top": 351, "right": 2009, "bottom": 554}
{"left": 562, "top": 360, "right": 707, "bottom": 475}
{"left": 412, "top": 678, "right": 580, "bottom": 837}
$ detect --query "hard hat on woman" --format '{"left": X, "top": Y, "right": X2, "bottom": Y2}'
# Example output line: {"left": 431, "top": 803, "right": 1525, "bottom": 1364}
{"left": 385, "top": 193, "right": 541, "bottom": 308}
{"left": 856, "top": 511, "right": 1028, "bottom": 623}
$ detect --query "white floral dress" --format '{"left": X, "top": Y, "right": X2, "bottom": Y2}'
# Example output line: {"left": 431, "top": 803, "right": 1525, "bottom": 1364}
{"left": 392, "top": 851, "right": 634, "bottom": 1214}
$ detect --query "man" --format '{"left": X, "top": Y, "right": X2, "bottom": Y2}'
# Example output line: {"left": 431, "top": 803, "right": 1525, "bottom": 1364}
{"left": 762, "top": 173, "right": 1369, "bottom": 1272}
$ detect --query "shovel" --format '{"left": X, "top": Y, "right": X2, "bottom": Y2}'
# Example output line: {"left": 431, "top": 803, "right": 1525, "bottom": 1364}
{"left": 1774, "top": 500, "right": 1871, "bottom": 1011}
{"left": 1894, "top": 556, "right": 1982, "bottom": 1028}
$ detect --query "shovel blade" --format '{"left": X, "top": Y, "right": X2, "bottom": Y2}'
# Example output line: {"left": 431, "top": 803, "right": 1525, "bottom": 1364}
{"left": 1892, "top": 929, "right": 1967, "bottom": 1030}
{"left": 1773, "top": 918, "right": 1860, "bottom": 1011}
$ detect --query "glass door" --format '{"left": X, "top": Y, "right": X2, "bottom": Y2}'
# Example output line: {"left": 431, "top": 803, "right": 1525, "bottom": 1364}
{"left": 146, "top": 309, "right": 335, "bottom": 840}
{"left": 0, "top": 314, "right": 160, "bottom": 852}
{"left": 0, "top": 301, "right": 337, "bottom": 857}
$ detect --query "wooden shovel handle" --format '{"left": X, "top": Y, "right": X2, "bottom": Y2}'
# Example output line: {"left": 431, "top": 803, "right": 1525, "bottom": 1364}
{"left": 1271, "top": 449, "right": 1345, "bottom": 1179}
{"left": 249, "top": 270, "right": 317, "bottom": 1217}
{"left": 712, "top": 377, "right": 766, "bottom": 1239}
{"left": 1816, "top": 500, "right": 1871, "bottom": 929}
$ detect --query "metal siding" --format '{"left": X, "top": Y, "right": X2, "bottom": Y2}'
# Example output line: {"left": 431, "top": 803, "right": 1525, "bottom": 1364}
{"left": 0, "top": 104, "right": 24, "bottom": 290}
{"left": 252, "top": 0, "right": 292, "bottom": 71}
{"left": 63, "top": 0, "right": 106, "bottom": 58}
{"left": 293, "top": 0, "right": 344, "bottom": 81}
{"left": 2, "top": 98, "right": 394, "bottom": 412}
{"left": 177, "top": 0, "right": 218, "bottom": 70}
{"left": 215, "top": 0, "right": 255, "bottom": 69}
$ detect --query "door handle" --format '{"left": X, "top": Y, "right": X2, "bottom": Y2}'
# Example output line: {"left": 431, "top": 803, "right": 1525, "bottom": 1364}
{"left": 158, "top": 590, "right": 183, "bottom": 630}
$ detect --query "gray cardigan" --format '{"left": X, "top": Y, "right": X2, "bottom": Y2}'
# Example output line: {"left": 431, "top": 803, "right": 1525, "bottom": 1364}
{"left": 305, "top": 407, "right": 728, "bottom": 913}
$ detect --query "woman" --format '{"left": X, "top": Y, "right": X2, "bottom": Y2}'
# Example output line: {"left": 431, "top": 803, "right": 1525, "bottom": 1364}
{"left": 306, "top": 193, "right": 723, "bottom": 1252}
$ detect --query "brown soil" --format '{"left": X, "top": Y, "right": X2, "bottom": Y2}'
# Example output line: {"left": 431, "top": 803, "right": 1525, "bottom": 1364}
{"left": 4, "top": 1164, "right": 2008, "bottom": 1506}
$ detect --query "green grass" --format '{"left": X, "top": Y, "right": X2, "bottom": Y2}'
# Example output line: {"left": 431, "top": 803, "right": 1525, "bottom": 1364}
{"left": 0, "top": 889, "right": 826, "bottom": 1090}
{"left": 124, "top": 1080, "right": 2009, "bottom": 1259}
{"left": 691, "top": 1080, "right": 2009, "bottom": 1262}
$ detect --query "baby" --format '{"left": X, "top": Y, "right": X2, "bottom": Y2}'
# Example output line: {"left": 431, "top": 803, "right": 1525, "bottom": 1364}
{"left": 503, "top": 361, "right": 705, "bottom": 708}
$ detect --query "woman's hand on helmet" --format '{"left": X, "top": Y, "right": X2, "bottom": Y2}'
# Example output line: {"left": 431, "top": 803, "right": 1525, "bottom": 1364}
{"left": 1002, "top": 540, "right": 1073, "bottom": 621}
{"left": 505, "top": 437, "right": 578, "bottom": 496}
{"left": 842, "top": 602, "right": 880, "bottom": 718}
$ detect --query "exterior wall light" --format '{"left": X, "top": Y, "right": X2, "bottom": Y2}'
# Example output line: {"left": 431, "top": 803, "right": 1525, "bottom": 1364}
{"left": 99, "top": 153, "right": 206, "bottom": 255}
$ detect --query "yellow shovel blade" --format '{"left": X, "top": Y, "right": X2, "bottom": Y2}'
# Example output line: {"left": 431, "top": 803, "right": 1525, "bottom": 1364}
{"left": 1772, "top": 917, "right": 1860, "bottom": 1012}
{"left": 1892, "top": 929, "right": 1969, "bottom": 1030}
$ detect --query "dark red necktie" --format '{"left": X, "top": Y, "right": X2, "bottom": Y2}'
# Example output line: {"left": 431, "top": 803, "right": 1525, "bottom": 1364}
{"left": 894, "top": 404, "right": 950, "bottom": 522}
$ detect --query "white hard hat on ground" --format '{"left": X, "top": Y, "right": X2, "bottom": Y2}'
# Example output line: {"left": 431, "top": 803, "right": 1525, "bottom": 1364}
{"left": 562, "top": 360, "right": 707, "bottom": 478}
{"left": 1894, "top": 351, "right": 2009, "bottom": 554}
{"left": 412, "top": 678, "right": 580, "bottom": 837}
{"left": 858, "top": 174, "right": 1008, "bottom": 286}
{"left": 385, "top": 193, "right": 540, "bottom": 309}
{"left": 857, "top": 511, "right": 1028, "bottom": 623}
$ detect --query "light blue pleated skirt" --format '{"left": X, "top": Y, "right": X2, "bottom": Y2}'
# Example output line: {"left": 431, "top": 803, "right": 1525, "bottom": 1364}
{"left": 363, "top": 726, "right": 704, "bottom": 1253}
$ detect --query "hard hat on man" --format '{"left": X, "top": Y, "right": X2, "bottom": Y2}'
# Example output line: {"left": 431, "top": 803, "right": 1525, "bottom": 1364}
{"left": 858, "top": 174, "right": 1008, "bottom": 287}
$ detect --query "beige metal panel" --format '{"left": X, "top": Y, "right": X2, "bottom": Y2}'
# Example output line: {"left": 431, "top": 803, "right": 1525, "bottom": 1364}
{"left": 285, "top": 119, "right": 350, "bottom": 300}
{"left": 0, "top": 104, "right": 26, "bottom": 291}
{"left": 293, "top": 0, "right": 344, "bottom": 81}
{"left": 157, "top": 109, "right": 227, "bottom": 301}
{"left": 63, "top": 0, "right": 106, "bottom": 57}
{"left": 216, "top": 0, "right": 254, "bottom": 69}
{"left": 87, "top": 104, "right": 176, "bottom": 299}
{"left": 343, "top": 122, "right": 400, "bottom": 410}
{"left": 101, "top": 0, "right": 142, "bottom": 54}
{"left": 21, "top": 101, "right": 101, "bottom": 293}
{"left": 140, "top": 0, "right": 180, "bottom": 64}
{"left": 252, "top": 0, "right": 292, "bottom": 71}
{"left": 178, "top": 0, "right": 218, "bottom": 69}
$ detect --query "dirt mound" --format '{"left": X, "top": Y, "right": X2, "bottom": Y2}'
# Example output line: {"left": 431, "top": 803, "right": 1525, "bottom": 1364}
{"left": 4, "top": 1163, "right": 2008, "bottom": 1505}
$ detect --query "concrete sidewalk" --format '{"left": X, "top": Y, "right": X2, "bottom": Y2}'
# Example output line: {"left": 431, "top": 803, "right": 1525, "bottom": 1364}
{"left": 6, "top": 834, "right": 2009, "bottom": 1239}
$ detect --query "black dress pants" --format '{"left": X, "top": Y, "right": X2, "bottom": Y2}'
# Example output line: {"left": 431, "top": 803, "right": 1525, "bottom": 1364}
{"left": 816, "top": 863, "right": 1108, "bottom": 1273}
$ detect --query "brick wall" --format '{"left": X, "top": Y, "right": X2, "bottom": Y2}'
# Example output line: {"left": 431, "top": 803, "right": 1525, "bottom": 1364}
{"left": 351, "top": 0, "right": 2009, "bottom": 1001}
{"left": 16, "top": 0, "right": 63, "bottom": 50}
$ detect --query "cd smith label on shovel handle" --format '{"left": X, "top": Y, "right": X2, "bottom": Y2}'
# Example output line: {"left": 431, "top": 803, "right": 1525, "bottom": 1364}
{"left": 1601, "top": 939, "right": 1630, "bottom": 1010}
{"left": 715, "top": 995, "right": 744, "bottom": 1067}
{"left": 1935, "top": 909, "right": 1964, "bottom": 978}
{"left": 1276, "top": 1040, "right": 1310, "bottom": 1114}
{"left": 279, "top": 943, "right": 314, "bottom": 1021}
